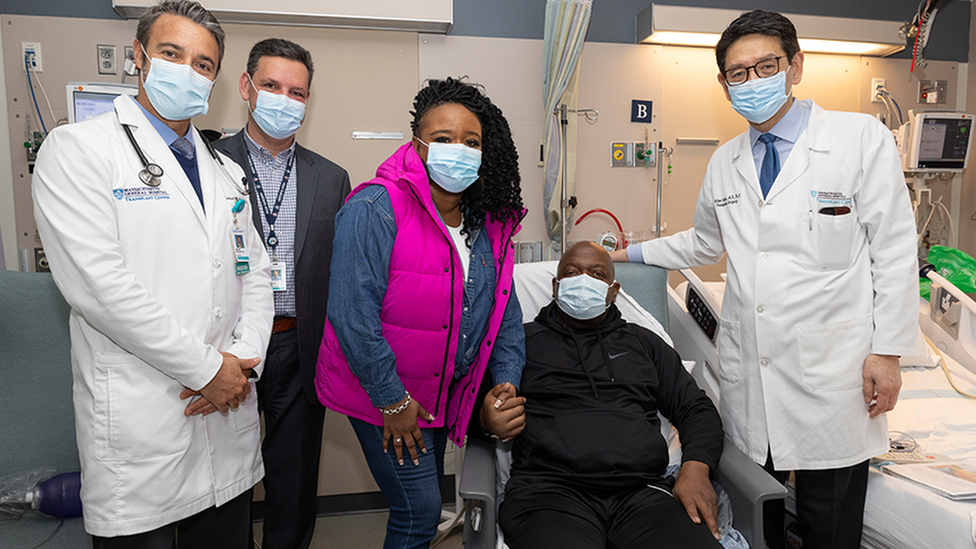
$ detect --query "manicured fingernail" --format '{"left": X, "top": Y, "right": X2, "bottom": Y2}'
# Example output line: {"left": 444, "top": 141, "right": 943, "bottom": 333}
{"left": 421, "top": 447, "right": 427, "bottom": 454}
{"left": 494, "top": 399, "right": 502, "bottom": 408}
{"left": 413, "top": 459, "right": 419, "bottom": 466}
{"left": 398, "top": 459, "right": 404, "bottom": 465}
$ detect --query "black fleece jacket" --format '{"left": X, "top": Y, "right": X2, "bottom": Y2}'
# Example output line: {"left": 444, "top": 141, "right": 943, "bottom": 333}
{"left": 506, "top": 301, "right": 723, "bottom": 493}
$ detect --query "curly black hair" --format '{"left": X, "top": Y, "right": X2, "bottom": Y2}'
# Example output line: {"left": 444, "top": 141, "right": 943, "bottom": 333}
{"left": 410, "top": 77, "right": 523, "bottom": 241}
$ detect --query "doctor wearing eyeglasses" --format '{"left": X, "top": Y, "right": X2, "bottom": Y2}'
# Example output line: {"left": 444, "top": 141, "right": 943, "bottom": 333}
{"left": 32, "top": 1, "right": 272, "bottom": 546}
{"left": 612, "top": 10, "right": 918, "bottom": 549}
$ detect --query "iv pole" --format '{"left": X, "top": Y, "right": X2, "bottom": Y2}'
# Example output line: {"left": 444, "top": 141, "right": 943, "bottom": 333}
{"left": 556, "top": 104, "right": 599, "bottom": 255}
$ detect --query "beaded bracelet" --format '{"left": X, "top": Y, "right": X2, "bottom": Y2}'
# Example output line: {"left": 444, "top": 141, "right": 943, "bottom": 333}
{"left": 381, "top": 392, "right": 412, "bottom": 415}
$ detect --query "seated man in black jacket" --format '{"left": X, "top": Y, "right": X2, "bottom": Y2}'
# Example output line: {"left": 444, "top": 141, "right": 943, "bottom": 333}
{"left": 486, "top": 242, "right": 724, "bottom": 549}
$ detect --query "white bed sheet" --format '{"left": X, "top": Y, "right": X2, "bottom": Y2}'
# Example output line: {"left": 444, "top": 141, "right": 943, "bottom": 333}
{"left": 861, "top": 356, "right": 976, "bottom": 549}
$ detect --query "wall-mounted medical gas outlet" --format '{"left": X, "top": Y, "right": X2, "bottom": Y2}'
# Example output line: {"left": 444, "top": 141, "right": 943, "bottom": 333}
{"left": 24, "top": 131, "right": 43, "bottom": 162}
{"left": 918, "top": 80, "right": 947, "bottom": 104}
{"left": 611, "top": 142, "right": 635, "bottom": 167}
{"left": 636, "top": 142, "right": 657, "bottom": 167}
{"left": 97, "top": 45, "right": 117, "bottom": 75}
{"left": 870, "top": 78, "right": 885, "bottom": 103}
{"left": 22, "top": 42, "right": 41, "bottom": 72}
{"left": 612, "top": 142, "right": 656, "bottom": 167}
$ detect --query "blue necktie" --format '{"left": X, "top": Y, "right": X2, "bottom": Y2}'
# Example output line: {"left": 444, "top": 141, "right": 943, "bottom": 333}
{"left": 171, "top": 137, "right": 204, "bottom": 210}
{"left": 759, "top": 133, "right": 779, "bottom": 198}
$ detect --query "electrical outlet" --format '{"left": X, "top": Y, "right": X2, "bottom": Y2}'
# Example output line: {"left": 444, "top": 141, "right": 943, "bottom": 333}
{"left": 97, "top": 45, "right": 117, "bottom": 75}
{"left": 21, "top": 42, "right": 41, "bottom": 72}
{"left": 871, "top": 78, "right": 885, "bottom": 103}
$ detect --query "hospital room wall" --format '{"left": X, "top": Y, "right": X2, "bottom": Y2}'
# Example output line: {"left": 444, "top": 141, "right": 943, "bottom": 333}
{"left": 417, "top": 35, "right": 961, "bottom": 284}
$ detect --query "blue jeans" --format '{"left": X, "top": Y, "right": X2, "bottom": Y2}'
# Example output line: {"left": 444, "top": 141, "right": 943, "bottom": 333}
{"left": 349, "top": 417, "right": 448, "bottom": 549}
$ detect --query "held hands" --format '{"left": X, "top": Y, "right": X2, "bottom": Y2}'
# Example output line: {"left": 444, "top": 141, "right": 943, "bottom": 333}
{"left": 863, "top": 353, "right": 902, "bottom": 418}
{"left": 382, "top": 395, "right": 435, "bottom": 467}
{"left": 479, "top": 382, "right": 526, "bottom": 441}
{"left": 181, "top": 352, "right": 258, "bottom": 416}
{"left": 673, "top": 460, "right": 721, "bottom": 541}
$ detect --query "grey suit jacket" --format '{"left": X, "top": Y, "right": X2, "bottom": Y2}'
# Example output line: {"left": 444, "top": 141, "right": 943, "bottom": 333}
{"left": 214, "top": 130, "right": 351, "bottom": 405}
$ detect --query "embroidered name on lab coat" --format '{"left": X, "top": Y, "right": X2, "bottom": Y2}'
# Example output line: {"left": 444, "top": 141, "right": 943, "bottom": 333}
{"left": 714, "top": 193, "right": 741, "bottom": 208}
{"left": 113, "top": 187, "right": 171, "bottom": 202}
{"left": 810, "top": 190, "right": 851, "bottom": 206}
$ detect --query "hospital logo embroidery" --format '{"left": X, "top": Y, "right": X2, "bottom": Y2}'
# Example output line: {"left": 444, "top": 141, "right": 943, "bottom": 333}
{"left": 113, "top": 186, "right": 171, "bottom": 202}
{"left": 811, "top": 190, "right": 852, "bottom": 206}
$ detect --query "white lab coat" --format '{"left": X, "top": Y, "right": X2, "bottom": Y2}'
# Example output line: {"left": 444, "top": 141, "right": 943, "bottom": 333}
{"left": 640, "top": 100, "right": 918, "bottom": 470}
{"left": 32, "top": 95, "right": 273, "bottom": 536}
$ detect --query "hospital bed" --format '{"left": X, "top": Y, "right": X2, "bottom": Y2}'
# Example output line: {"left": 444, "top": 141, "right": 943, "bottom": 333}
{"left": 861, "top": 265, "right": 976, "bottom": 549}
{"left": 660, "top": 266, "right": 976, "bottom": 549}
{"left": 459, "top": 262, "right": 787, "bottom": 549}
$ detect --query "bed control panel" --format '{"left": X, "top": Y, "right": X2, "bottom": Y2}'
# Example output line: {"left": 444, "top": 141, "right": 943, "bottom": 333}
{"left": 686, "top": 285, "right": 718, "bottom": 342}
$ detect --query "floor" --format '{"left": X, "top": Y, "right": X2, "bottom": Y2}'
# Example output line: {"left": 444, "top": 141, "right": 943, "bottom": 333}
{"left": 253, "top": 510, "right": 465, "bottom": 549}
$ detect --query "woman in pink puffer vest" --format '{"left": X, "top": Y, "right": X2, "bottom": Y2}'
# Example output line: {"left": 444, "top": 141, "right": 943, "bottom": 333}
{"left": 316, "top": 77, "right": 527, "bottom": 549}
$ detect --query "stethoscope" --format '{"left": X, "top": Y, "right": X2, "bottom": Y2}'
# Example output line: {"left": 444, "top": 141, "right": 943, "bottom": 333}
{"left": 121, "top": 122, "right": 249, "bottom": 196}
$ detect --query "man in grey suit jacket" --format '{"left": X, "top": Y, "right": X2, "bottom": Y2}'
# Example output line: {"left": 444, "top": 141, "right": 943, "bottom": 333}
{"left": 214, "top": 38, "right": 351, "bottom": 549}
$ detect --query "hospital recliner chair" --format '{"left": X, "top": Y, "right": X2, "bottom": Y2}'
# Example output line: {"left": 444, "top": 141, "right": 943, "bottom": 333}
{"left": 459, "top": 262, "right": 787, "bottom": 549}
{"left": 0, "top": 270, "right": 91, "bottom": 548}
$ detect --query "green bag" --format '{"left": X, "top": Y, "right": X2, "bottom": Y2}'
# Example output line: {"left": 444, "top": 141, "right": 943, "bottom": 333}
{"left": 920, "top": 246, "right": 976, "bottom": 301}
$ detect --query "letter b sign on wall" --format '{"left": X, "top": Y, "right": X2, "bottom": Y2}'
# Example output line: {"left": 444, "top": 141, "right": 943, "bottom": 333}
{"left": 631, "top": 100, "right": 652, "bottom": 123}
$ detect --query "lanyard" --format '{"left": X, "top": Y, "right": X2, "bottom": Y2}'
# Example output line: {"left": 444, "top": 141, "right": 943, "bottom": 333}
{"left": 247, "top": 151, "right": 295, "bottom": 249}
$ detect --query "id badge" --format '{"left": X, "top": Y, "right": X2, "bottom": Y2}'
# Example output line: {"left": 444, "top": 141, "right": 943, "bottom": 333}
{"left": 270, "top": 261, "right": 287, "bottom": 292}
{"left": 232, "top": 228, "right": 249, "bottom": 262}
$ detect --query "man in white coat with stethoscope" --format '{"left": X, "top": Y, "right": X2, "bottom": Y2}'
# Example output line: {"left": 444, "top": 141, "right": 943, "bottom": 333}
{"left": 612, "top": 10, "right": 917, "bottom": 549}
{"left": 32, "top": 1, "right": 273, "bottom": 547}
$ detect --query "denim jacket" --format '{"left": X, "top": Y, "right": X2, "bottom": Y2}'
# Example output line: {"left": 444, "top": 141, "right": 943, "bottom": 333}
{"left": 327, "top": 183, "right": 524, "bottom": 409}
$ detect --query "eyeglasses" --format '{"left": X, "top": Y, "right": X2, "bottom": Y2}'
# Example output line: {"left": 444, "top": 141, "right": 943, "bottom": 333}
{"left": 723, "top": 56, "right": 788, "bottom": 85}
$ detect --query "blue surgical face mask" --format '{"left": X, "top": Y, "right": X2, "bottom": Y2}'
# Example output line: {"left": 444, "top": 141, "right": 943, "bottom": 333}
{"left": 248, "top": 76, "right": 306, "bottom": 140}
{"left": 556, "top": 274, "right": 612, "bottom": 320}
{"left": 417, "top": 139, "right": 482, "bottom": 193}
{"left": 727, "top": 67, "right": 792, "bottom": 124}
{"left": 141, "top": 46, "right": 214, "bottom": 121}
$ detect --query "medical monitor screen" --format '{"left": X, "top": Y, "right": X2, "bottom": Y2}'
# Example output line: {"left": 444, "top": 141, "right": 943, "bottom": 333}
{"left": 66, "top": 83, "right": 138, "bottom": 124}
{"left": 73, "top": 91, "right": 117, "bottom": 122}
{"left": 916, "top": 117, "right": 972, "bottom": 171}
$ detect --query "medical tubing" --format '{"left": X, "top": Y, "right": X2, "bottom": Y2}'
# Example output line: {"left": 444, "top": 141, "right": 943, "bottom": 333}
{"left": 30, "top": 62, "right": 57, "bottom": 127}
{"left": 25, "top": 55, "right": 48, "bottom": 135}
{"left": 923, "top": 332, "right": 976, "bottom": 401}
{"left": 574, "top": 208, "right": 624, "bottom": 233}
{"left": 880, "top": 89, "right": 903, "bottom": 125}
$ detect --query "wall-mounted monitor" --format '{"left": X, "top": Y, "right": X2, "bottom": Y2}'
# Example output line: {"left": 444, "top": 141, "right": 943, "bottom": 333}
{"left": 898, "top": 111, "right": 974, "bottom": 173}
{"left": 66, "top": 82, "right": 138, "bottom": 124}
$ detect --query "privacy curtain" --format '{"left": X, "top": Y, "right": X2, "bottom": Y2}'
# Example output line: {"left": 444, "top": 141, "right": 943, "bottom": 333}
{"left": 542, "top": 0, "right": 592, "bottom": 258}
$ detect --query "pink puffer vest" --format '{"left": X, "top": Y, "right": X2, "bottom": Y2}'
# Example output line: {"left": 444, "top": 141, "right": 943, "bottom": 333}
{"left": 315, "top": 143, "right": 520, "bottom": 445}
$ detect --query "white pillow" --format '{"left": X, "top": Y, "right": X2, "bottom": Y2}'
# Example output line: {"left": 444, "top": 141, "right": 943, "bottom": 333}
{"left": 513, "top": 261, "right": 672, "bottom": 346}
